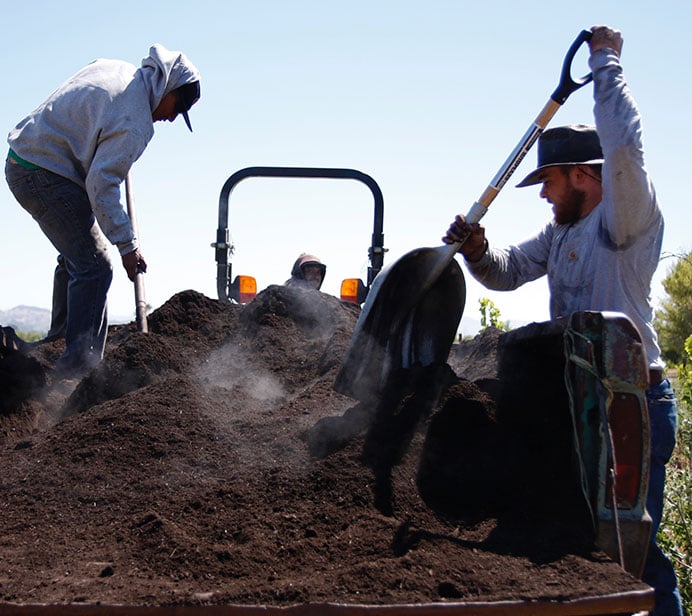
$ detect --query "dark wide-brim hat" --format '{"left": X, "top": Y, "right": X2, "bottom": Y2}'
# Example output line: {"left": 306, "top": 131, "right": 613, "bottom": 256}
{"left": 516, "top": 124, "right": 604, "bottom": 187}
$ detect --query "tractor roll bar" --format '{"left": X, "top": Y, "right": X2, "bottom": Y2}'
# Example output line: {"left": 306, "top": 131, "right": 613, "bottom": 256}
{"left": 213, "top": 166, "right": 385, "bottom": 302}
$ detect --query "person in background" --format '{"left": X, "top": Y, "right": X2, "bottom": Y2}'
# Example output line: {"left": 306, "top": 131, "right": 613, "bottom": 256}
{"left": 5, "top": 44, "right": 201, "bottom": 378}
{"left": 442, "top": 25, "right": 682, "bottom": 615}
{"left": 285, "top": 253, "right": 327, "bottom": 290}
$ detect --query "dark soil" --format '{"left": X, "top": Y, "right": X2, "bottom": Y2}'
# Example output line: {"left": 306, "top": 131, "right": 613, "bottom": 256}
{"left": 0, "top": 287, "right": 649, "bottom": 609}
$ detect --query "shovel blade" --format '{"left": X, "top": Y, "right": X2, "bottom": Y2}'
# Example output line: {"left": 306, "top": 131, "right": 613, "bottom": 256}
{"left": 334, "top": 245, "right": 465, "bottom": 401}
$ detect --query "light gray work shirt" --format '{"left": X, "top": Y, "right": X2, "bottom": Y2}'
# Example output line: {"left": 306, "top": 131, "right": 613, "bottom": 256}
{"left": 466, "top": 48, "right": 664, "bottom": 369}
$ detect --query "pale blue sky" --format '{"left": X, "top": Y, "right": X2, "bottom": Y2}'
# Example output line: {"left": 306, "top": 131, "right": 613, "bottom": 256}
{"left": 1, "top": 1, "right": 689, "bottom": 333}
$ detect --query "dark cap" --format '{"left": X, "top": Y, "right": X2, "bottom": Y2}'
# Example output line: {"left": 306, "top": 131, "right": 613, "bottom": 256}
{"left": 516, "top": 124, "right": 604, "bottom": 187}
{"left": 174, "top": 81, "right": 200, "bottom": 132}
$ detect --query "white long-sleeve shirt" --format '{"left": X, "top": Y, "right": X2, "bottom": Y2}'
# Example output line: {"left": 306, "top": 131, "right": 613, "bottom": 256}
{"left": 466, "top": 48, "right": 664, "bottom": 368}
{"left": 8, "top": 45, "right": 200, "bottom": 255}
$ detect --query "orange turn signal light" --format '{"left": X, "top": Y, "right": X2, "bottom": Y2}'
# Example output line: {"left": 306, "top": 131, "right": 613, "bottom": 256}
{"left": 340, "top": 278, "right": 368, "bottom": 304}
{"left": 231, "top": 275, "right": 257, "bottom": 304}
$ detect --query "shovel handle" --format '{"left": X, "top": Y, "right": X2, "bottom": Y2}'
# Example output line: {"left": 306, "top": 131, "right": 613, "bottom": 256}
{"left": 125, "top": 173, "right": 149, "bottom": 333}
{"left": 551, "top": 29, "right": 593, "bottom": 105}
{"left": 464, "top": 29, "right": 594, "bottom": 227}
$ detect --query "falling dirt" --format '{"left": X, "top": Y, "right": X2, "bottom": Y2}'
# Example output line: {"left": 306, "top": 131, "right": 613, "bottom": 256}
{"left": 0, "top": 286, "right": 649, "bottom": 609}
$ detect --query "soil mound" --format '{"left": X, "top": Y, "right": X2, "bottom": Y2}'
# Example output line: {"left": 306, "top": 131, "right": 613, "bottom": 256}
{"left": 0, "top": 287, "right": 647, "bottom": 608}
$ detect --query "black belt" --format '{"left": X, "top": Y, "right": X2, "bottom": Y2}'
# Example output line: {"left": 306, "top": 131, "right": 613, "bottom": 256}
{"left": 649, "top": 368, "right": 665, "bottom": 386}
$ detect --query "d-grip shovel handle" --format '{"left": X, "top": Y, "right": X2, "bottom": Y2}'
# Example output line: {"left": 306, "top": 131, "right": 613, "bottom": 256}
{"left": 552, "top": 29, "right": 594, "bottom": 104}
{"left": 462, "top": 29, "right": 593, "bottom": 230}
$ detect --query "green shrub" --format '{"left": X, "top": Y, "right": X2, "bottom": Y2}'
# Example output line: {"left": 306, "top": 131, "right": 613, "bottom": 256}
{"left": 659, "top": 347, "right": 692, "bottom": 613}
{"left": 478, "top": 298, "right": 510, "bottom": 331}
{"left": 16, "top": 330, "right": 43, "bottom": 343}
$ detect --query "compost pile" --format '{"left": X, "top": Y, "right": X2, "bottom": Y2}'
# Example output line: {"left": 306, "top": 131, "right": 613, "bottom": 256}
{"left": 0, "top": 286, "right": 648, "bottom": 608}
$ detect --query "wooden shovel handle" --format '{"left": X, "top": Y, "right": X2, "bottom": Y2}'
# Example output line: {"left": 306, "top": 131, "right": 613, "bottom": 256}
{"left": 464, "top": 29, "right": 594, "bottom": 227}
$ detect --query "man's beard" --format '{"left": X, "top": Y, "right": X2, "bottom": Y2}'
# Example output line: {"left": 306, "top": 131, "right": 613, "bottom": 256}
{"left": 554, "top": 184, "right": 586, "bottom": 225}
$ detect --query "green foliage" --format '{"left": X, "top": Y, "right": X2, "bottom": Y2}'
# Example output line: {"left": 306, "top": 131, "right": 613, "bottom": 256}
{"left": 654, "top": 252, "right": 692, "bottom": 365}
{"left": 654, "top": 255, "right": 692, "bottom": 611}
{"left": 478, "top": 298, "right": 510, "bottom": 331}
{"left": 658, "top": 344, "right": 692, "bottom": 613}
{"left": 15, "top": 329, "right": 43, "bottom": 343}
{"left": 681, "top": 335, "right": 692, "bottom": 410}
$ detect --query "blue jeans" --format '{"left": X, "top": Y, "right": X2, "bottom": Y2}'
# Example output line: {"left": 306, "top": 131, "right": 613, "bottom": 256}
{"left": 45, "top": 254, "right": 69, "bottom": 341}
{"left": 5, "top": 159, "right": 112, "bottom": 375}
{"left": 643, "top": 378, "right": 683, "bottom": 616}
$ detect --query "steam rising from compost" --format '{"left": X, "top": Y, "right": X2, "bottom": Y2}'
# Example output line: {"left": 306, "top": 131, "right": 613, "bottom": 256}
{"left": 195, "top": 344, "right": 286, "bottom": 402}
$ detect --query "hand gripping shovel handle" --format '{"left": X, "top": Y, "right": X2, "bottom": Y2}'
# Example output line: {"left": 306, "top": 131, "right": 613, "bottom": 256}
{"left": 459, "top": 29, "right": 593, "bottom": 243}
{"left": 125, "top": 173, "right": 149, "bottom": 333}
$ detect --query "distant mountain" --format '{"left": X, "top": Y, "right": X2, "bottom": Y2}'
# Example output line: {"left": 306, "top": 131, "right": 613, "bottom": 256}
{"left": 0, "top": 305, "right": 51, "bottom": 334}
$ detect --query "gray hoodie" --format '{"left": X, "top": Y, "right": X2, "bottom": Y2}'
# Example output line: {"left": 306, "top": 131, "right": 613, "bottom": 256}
{"left": 7, "top": 44, "right": 200, "bottom": 255}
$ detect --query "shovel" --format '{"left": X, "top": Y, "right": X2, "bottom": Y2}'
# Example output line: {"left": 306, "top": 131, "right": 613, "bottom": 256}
{"left": 125, "top": 172, "right": 148, "bottom": 333}
{"left": 334, "top": 30, "right": 594, "bottom": 401}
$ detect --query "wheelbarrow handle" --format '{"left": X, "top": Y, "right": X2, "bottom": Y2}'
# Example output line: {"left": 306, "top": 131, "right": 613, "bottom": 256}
{"left": 464, "top": 29, "right": 594, "bottom": 226}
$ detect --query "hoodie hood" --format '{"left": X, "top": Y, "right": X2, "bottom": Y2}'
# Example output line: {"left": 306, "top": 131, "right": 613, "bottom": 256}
{"left": 286, "top": 253, "right": 327, "bottom": 290}
{"left": 291, "top": 254, "right": 326, "bottom": 278}
{"left": 140, "top": 44, "right": 201, "bottom": 111}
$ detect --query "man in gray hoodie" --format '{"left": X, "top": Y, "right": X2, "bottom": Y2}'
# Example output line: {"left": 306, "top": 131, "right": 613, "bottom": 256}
{"left": 5, "top": 44, "right": 200, "bottom": 377}
{"left": 443, "top": 25, "right": 681, "bottom": 615}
